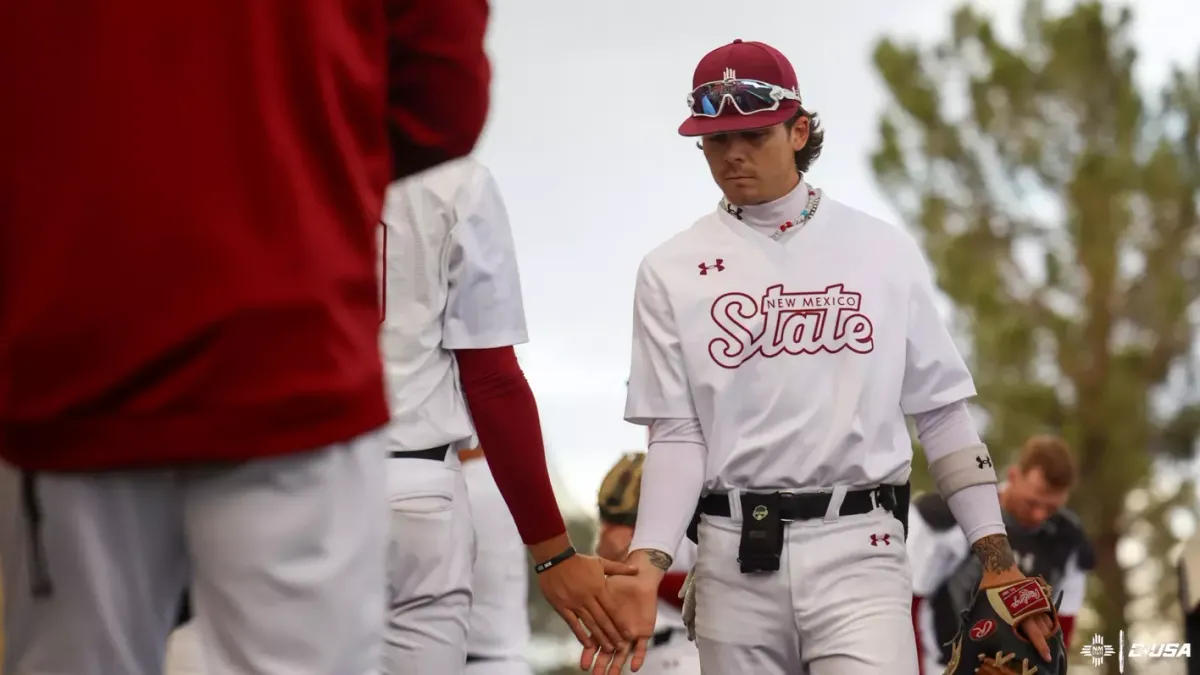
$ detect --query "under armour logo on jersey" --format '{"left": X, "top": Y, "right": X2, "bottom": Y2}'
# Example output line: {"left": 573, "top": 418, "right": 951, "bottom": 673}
{"left": 870, "top": 533, "right": 891, "bottom": 546}
{"left": 721, "top": 199, "right": 744, "bottom": 220}
{"left": 699, "top": 259, "right": 725, "bottom": 275}
{"left": 976, "top": 455, "right": 993, "bottom": 469}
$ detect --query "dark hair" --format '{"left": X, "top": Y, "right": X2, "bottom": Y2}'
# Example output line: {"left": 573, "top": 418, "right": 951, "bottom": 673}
{"left": 788, "top": 107, "right": 824, "bottom": 175}
{"left": 694, "top": 106, "right": 825, "bottom": 176}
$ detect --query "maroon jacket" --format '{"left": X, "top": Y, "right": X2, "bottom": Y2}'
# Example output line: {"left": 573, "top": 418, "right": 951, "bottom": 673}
{"left": 0, "top": 0, "right": 490, "bottom": 471}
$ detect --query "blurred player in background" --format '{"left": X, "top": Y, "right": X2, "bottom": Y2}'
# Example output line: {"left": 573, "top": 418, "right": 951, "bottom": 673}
{"left": 596, "top": 453, "right": 701, "bottom": 675}
{"left": 1, "top": 1, "right": 490, "bottom": 674}
{"left": 908, "top": 435, "right": 1093, "bottom": 674}
{"left": 461, "top": 446, "right": 534, "bottom": 675}
{"left": 379, "top": 157, "right": 634, "bottom": 675}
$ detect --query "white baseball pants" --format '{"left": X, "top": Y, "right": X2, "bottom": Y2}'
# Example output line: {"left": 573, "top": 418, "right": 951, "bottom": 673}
{"left": 0, "top": 432, "right": 389, "bottom": 675}
{"left": 624, "top": 629, "right": 702, "bottom": 675}
{"left": 463, "top": 658, "right": 535, "bottom": 675}
{"left": 164, "top": 622, "right": 207, "bottom": 675}
{"left": 692, "top": 490, "right": 917, "bottom": 675}
{"left": 383, "top": 455, "right": 476, "bottom": 675}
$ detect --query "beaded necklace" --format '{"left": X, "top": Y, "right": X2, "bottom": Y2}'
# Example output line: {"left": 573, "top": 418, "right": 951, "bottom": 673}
{"left": 720, "top": 187, "right": 823, "bottom": 241}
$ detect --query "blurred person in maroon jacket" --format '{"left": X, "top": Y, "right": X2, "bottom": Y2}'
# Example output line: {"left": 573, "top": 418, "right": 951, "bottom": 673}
{"left": 0, "top": 1, "right": 489, "bottom": 674}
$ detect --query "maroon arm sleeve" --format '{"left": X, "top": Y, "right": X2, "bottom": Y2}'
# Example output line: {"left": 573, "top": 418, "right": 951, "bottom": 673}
{"left": 454, "top": 346, "right": 566, "bottom": 545}
{"left": 912, "top": 596, "right": 926, "bottom": 675}
{"left": 657, "top": 571, "right": 687, "bottom": 610}
{"left": 385, "top": 0, "right": 490, "bottom": 179}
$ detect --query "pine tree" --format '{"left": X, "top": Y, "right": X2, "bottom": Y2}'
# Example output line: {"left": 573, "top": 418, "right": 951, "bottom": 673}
{"left": 871, "top": 2, "right": 1200, "bottom": 672}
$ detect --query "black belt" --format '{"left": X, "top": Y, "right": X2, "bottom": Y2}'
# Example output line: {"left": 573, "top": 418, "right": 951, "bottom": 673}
{"left": 389, "top": 444, "right": 450, "bottom": 461}
{"left": 697, "top": 484, "right": 898, "bottom": 521}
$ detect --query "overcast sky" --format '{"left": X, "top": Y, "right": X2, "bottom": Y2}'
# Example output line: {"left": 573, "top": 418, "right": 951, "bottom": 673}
{"left": 471, "top": 0, "right": 1199, "bottom": 514}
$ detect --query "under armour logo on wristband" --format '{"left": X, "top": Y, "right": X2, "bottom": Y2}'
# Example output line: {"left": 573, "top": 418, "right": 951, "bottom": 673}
{"left": 976, "top": 455, "right": 993, "bottom": 469}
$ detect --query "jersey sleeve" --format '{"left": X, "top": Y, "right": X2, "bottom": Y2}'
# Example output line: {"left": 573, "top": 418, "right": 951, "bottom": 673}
{"left": 441, "top": 165, "right": 529, "bottom": 350}
{"left": 1056, "top": 551, "right": 1088, "bottom": 615}
{"left": 900, "top": 248, "right": 978, "bottom": 415}
{"left": 907, "top": 504, "right": 968, "bottom": 597}
{"left": 624, "top": 260, "right": 698, "bottom": 424}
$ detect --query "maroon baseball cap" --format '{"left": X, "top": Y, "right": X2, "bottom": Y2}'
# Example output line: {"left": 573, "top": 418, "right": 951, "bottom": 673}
{"left": 678, "top": 39, "right": 802, "bottom": 137}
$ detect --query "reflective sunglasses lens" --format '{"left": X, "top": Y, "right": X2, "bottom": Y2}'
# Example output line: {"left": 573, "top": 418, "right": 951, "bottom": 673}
{"left": 731, "top": 82, "right": 778, "bottom": 112}
{"left": 690, "top": 88, "right": 723, "bottom": 116}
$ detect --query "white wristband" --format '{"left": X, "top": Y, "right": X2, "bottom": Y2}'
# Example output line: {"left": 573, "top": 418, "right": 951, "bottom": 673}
{"left": 946, "top": 482, "right": 1006, "bottom": 544}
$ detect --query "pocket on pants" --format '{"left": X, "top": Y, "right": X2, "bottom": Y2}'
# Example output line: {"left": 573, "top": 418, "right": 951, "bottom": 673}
{"left": 390, "top": 491, "right": 453, "bottom": 515}
{"left": 387, "top": 458, "right": 456, "bottom": 513}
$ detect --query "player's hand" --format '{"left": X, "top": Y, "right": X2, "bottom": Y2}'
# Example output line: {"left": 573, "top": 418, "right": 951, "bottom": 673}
{"left": 581, "top": 551, "right": 662, "bottom": 674}
{"left": 980, "top": 568, "right": 1055, "bottom": 662}
{"left": 536, "top": 545, "right": 637, "bottom": 654}
{"left": 595, "top": 525, "right": 633, "bottom": 562}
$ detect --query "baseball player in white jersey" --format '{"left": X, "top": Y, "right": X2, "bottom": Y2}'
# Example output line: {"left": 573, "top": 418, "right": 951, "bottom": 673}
{"left": 583, "top": 39, "right": 1060, "bottom": 675}
{"left": 380, "top": 157, "right": 634, "bottom": 675}
{"left": 595, "top": 453, "right": 701, "bottom": 675}
{"left": 459, "top": 445, "right": 535, "bottom": 675}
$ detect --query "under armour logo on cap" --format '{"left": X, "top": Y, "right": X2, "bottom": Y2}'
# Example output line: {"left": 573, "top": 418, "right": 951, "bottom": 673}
{"left": 976, "top": 456, "right": 993, "bottom": 469}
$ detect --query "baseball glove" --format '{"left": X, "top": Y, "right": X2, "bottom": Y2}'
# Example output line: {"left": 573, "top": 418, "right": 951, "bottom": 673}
{"left": 943, "top": 576, "right": 1066, "bottom": 675}
{"left": 680, "top": 567, "right": 697, "bottom": 641}
{"left": 597, "top": 452, "right": 645, "bottom": 526}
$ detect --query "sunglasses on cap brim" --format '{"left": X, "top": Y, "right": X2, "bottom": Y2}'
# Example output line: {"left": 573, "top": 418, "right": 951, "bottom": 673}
{"left": 687, "top": 78, "right": 800, "bottom": 118}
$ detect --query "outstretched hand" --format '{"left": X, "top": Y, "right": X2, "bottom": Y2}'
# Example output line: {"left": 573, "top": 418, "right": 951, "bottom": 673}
{"left": 581, "top": 552, "right": 664, "bottom": 674}
{"left": 538, "top": 552, "right": 637, "bottom": 653}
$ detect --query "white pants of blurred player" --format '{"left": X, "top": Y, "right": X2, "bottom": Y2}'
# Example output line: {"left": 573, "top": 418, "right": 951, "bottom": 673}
{"left": 461, "top": 458, "right": 534, "bottom": 675}
{"left": 165, "top": 622, "right": 206, "bottom": 675}
{"left": 384, "top": 451, "right": 476, "bottom": 675}
{"left": 692, "top": 489, "right": 916, "bottom": 675}
{"left": 463, "top": 658, "right": 535, "bottom": 675}
{"left": 0, "top": 432, "right": 389, "bottom": 675}
{"left": 622, "top": 628, "right": 701, "bottom": 675}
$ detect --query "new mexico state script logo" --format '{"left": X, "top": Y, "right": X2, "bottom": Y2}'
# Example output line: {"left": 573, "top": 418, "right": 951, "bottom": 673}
{"left": 708, "top": 283, "right": 875, "bottom": 368}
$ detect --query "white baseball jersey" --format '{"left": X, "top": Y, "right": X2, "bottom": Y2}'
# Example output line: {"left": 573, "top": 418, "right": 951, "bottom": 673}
{"left": 624, "top": 196, "right": 976, "bottom": 491}
{"left": 653, "top": 539, "right": 697, "bottom": 633}
{"left": 379, "top": 158, "right": 529, "bottom": 451}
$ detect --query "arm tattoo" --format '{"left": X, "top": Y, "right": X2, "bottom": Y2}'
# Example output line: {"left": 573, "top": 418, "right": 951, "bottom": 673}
{"left": 972, "top": 534, "right": 1017, "bottom": 573}
{"left": 640, "top": 549, "right": 674, "bottom": 572}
